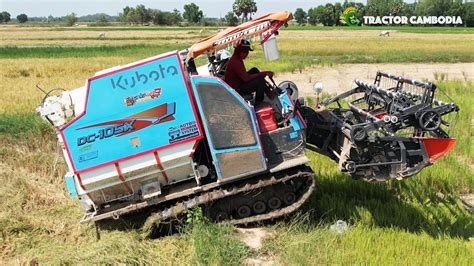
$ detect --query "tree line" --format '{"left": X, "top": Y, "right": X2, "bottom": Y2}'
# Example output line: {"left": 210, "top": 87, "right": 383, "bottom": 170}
{"left": 2, "top": 0, "right": 473, "bottom": 27}
{"left": 117, "top": 0, "right": 256, "bottom": 26}
{"left": 0, "top": 0, "right": 257, "bottom": 26}
{"left": 294, "top": 0, "right": 474, "bottom": 27}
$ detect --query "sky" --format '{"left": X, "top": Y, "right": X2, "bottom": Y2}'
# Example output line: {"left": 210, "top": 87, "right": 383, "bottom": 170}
{"left": 0, "top": 0, "right": 375, "bottom": 18}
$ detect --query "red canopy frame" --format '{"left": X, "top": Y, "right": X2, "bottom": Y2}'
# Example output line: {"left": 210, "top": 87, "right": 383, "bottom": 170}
{"left": 186, "top": 11, "right": 293, "bottom": 59}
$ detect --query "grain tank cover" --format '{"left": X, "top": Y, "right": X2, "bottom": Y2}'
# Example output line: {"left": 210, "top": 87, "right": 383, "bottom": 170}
{"left": 60, "top": 51, "right": 202, "bottom": 173}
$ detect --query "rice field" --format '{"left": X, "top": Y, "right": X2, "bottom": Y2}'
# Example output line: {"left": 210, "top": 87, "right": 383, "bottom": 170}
{"left": 0, "top": 25, "right": 473, "bottom": 264}
{"left": 1, "top": 27, "right": 473, "bottom": 66}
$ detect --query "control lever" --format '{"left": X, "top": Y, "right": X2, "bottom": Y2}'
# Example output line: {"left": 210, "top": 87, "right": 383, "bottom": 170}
{"left": 268, "top": 76, "right": 283, "bottom": 95}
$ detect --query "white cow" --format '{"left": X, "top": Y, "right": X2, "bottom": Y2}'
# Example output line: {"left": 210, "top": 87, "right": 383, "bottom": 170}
{"left": 379, "top": 31, "right": 390, "bottom": 37}
{"left": 98, "top": 32, "right": 106, "bottom": 39}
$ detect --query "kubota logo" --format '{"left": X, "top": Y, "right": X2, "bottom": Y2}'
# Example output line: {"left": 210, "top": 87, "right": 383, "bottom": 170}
{"left": 340, "top": 7, "right": 360, "bottom": 26}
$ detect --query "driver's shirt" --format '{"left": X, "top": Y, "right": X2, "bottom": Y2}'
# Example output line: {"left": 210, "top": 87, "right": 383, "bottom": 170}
{"left": 224, "top": 54, "right": 265, "bottom": 90}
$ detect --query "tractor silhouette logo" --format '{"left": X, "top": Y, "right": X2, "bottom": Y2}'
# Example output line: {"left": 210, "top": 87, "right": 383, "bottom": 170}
{"left": 340, "top": 7, "right": 360, "bottom": 26}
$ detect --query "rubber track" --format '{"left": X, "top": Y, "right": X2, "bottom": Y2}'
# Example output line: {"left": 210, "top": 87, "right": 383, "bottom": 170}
{"left": 143, "top": 166, "right": 315, "bottom": 229}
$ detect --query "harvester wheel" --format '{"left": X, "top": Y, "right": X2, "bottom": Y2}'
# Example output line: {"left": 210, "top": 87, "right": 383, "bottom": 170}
{"left": 351, "top": 126, "right": 367, "bottom": 142}
{"left": 418, "top": 110, "right": 441, "bottom": 131}
{"left": 252, "top": 201, "right": 266, "bottom": 214}
{"left": 237, "top": 205, "right": 252, "bottom": 218}
{"left": 278, "top": 81, "right": 299, "bottom": 102}
{"left": 214, "top": 210, "right": 229, "bottom": 222}
{"left": 268, "top": 197, "right": 282, "bottom": 210}
{"left": 283, "top": 192, "right": 296, "bottom": 205}
{"left": 344, "top": 161, "right": 357, "bottom": 173}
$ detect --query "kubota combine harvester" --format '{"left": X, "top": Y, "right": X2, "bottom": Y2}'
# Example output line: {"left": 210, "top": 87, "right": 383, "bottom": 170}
{"left": 37, "top": 12, "right": 459, "bottom": 226}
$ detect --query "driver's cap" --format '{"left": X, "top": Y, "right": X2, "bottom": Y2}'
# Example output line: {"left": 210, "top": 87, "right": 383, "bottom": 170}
{"left": 236, "top": 39, "right": 253, "bottom": 51}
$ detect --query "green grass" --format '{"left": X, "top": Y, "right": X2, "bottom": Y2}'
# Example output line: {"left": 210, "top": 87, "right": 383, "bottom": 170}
{"left": 267, "top": 221, "right": 473, "bottom": 265}
{"left": 0, "top": 44, "right": 189, "bottom": 59}
{"left": 260, "top": 80, "right": 473, "bottom": 264}
{"left": 248, "top": 51, "right": 474, "bottom": 73}
{"left": 1, "top": 26, "right": 471, "bottom": 79}
{"left": 1, "top": 80, "right": 472, "bottom": 264}
{"left": 0, "top": 113, "right": 52, "bottom": 139}
{"left": 0, "top": 160, "right": 251, "bottom": 264}
{"left": 1, "top": 42, "right": 471, "bottom": 74}
{"left": 250, "top": 52, "right": 474, "bottom": 73}
{"left": 186, "top": 222, "right": 252, "bottom": 265}
{"left": 0, "top": 24, "right": 472, "bottom": 263}
{"left": 304, "top": 152, "right": 473, "bottom": 238}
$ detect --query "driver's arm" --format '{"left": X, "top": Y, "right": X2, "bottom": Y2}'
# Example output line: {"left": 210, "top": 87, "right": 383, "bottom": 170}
{"left": 235, "top": 60, "right": 271, "bottom": 82}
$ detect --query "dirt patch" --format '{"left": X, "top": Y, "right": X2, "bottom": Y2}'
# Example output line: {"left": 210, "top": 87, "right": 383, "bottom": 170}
{"left": 274, "top": 63, "right": 474, "bottom": 96}
{"left": 237, "top": 228, "right": 275, "bottom": 265}
{"left": 460, "top": 194, "right": 474, "bottom": 212}
{"left": 238, "top": 227, "right": 271, "bottom": 250}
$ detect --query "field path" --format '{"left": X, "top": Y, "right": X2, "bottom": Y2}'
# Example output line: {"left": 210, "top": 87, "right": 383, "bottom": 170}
{"left": 237, "top": 228, "right": 275, "bottom": 265}
{"left": 274, "top": 63, "right": 474, "bottom": 96}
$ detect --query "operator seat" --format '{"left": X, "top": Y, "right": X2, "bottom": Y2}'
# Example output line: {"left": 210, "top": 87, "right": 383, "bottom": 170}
{"left": 211, "top": 50, "right": 232, "bottom": 79}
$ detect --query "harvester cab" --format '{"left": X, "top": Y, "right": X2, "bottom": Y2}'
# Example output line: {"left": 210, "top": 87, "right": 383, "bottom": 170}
{"left": 36, "top": 11, "right": 459, "bottom": 227}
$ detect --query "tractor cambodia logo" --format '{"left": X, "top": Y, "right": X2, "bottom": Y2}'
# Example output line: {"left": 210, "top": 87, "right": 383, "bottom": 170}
{"left": 340, "top": 7, "right": 360, "bottom": 26}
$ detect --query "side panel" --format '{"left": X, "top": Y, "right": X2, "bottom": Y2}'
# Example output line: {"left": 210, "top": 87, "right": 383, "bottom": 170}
{"left": 60, "top": 52, "right": 203, "bottom": 174}
{"left": 260, "top": 126, "right": 306, "bottom": 167}
{"left": 216, "top": 149, "right": 264, "bottom": 178}
{"left": 190, "top": 76, "right": 267, "bottom": 179}
{"left": 262, "top": 88, "right": 309, "bottom": 171}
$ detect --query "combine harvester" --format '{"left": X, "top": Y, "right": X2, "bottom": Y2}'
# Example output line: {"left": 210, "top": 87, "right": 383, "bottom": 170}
{"left": 37, "top": 12, "right": 459, "bottom": 227}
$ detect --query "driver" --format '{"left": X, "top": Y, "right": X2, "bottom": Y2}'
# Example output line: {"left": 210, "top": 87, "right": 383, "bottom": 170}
{"left": 224, "top": 39, "right": 274, "bottom": 105}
